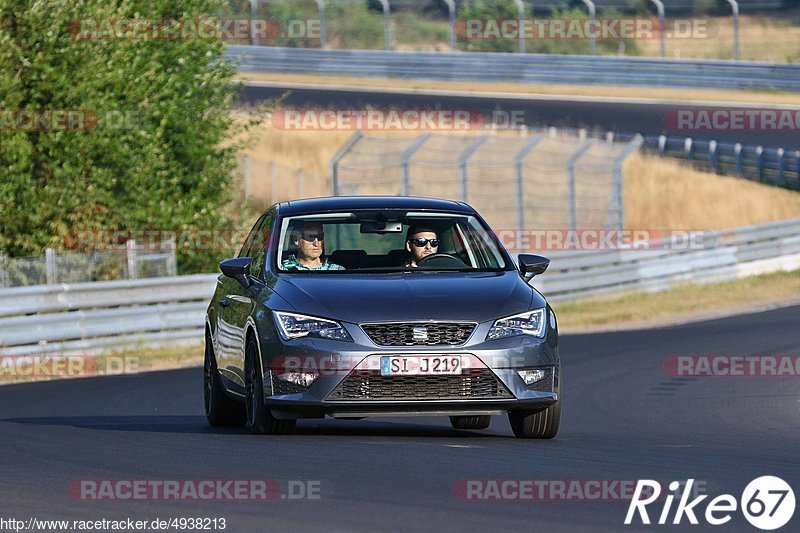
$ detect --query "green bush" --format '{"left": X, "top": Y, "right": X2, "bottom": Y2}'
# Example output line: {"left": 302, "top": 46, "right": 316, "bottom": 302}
{"left": 0, "top": 0, "right": 253, "bottom": 274}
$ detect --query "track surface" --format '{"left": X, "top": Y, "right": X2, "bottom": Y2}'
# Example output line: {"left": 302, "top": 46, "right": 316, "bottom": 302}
{"left": 239, "top": 84, "right": 800, "bottom": 149}
{"left": 1, "top": 306, "right": 798, "bottom": 532}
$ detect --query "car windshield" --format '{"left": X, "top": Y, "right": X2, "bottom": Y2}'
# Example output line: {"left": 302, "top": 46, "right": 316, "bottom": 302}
{"left": 276, "top": 210, "right": 509, "bottom": 273}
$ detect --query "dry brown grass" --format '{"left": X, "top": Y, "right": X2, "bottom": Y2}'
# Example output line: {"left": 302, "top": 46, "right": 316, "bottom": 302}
{"left": 556, "top": 268, "right": 800, "bottom": 332}
{"left": 623, "top": 153, "right": 800, "bottom": 230}
{"left": 637, "top": 14, "right": 800, "bottom": 63}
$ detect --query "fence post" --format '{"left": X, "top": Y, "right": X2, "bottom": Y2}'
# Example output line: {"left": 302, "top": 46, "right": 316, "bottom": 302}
{"left": 611, "top": 135, "right": 644, "bottom": 231}
{"left": 166, "top": 237, "right": 177, "bottom": 277}
{"left": 250, "top": 0, "right": 260, "bottom": 46}
{"left": 734, "top": 143, "right": 743, "bottom": 176}
{"left": 0, "top": 253, "right": 7, "bottom": 288}
{"left": 580, "top": 0, "right": 597, "bottom": 56}
{"left": 650, "top": 0, "right": 666, "bottom": 58}
{"left": 756, "top": 146, "right": 765, "bottom": 181}
{"left": 709, "top": 140, "right": 718, "bottom": 174}
{"left": 400, "top": 132, "right": 432, "bottom": 196}
{"left": 329, "top": 131, "right": 364, "bottom": 196}
{"left": 45, "top": 248, "right": 58, "bottom": 285}
{"left": 443, "top": 0, "right": 456, "bottom": 51}
{"left": 777, "top": 147, "right": 785, "bottom": 185}
{"left": 379, "top": 0, "right": 392, "bottom": 50}
{"left": 512, "top": 0, "right": 525, "bottom": 53}
{"left": 316, "top": 0, "right": 328, "bottom": 49}
{"left": 567, "top": 140, "right": 596, "bottom": 232}
{"left": 458, "top": 135, "right": 489, "bottom": 202}
{"left": 514, "top": 135, "right": 546, "bottom": 240}
{"left": 127, "top": 239, "right": 139, "bottom": 280}
{"left": 727, "top": 0, "right": 740, "bottom": 60}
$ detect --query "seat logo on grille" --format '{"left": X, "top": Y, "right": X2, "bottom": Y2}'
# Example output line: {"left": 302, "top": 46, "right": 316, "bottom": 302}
{"left": 412, "top": 327, "right": 428, "bottom": 341}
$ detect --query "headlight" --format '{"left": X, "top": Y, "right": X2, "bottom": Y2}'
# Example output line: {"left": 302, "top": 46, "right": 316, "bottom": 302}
{"left": 273, "top": 311, "right": 353, "bottom": 342}
{"left": 486, "top": 308, "right": 546, "bottom": 340}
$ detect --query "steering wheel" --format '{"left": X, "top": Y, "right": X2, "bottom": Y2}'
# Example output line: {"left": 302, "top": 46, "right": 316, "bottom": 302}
{"left": 416, "top": 253, "right": 468, "bottom": 269}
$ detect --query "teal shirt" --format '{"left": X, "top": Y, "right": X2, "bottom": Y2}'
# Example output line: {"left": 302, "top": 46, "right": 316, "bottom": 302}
{"left": 281, "top": 255, "right": 345, "bottom": 271}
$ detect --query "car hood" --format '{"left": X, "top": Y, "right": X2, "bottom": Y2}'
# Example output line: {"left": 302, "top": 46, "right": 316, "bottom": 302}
{"left": 271, "top": 270, "right": 543, "bottom": 323}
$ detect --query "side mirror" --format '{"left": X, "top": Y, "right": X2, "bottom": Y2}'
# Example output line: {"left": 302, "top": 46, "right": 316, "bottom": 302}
{"left": 219, "top": 257, "right": 253, "bottom": 288}
{"left": 518, "top": 254, "right": 550, "bottom": 282}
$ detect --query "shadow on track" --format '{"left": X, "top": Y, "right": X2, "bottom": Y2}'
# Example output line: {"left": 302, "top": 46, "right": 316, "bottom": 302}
{"left": 2, "top": 415, "right": 506, "bottom": 439}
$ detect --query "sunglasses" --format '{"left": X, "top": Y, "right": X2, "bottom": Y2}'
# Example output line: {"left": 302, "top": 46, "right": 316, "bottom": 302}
{"left": 300, "top": 232, "right": 324, "bottom": 242}
{"left": 409, "top": 237, "right": 439, "bottom": 248}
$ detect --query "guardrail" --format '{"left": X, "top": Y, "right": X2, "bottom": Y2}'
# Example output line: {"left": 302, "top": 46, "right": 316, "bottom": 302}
{"left": 225, "top": 45, "right": 800, "bottom": 92}
{"left": 0, "top": 274, "right": 217, "bottom": 356}
{"left": 641, "top": 135, "right": 800, "bottom": 190}
{"left": 532, "top": 217, "right": 800, "bottom": 300}
{"left": 1, "top": 218, "right": 798, "bottom": 356}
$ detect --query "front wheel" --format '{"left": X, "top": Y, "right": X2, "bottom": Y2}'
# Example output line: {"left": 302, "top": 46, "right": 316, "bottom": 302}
{"left": 508, "top": 402, "right": 561, "bottom": 439}
{"left": 244, "top": 336, "right": 296, "bottom": 435}
{"left": 450, "top": 415, "right": 491, "bottom": 430}
{"left": 508, "top": 368, "right": 562, "bottom": 439}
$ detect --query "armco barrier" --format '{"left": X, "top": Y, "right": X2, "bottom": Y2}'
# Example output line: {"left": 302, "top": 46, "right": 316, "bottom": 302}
{"left": 225, "top": 45, "right": 800, "bottom": 92}
{"left": 1, "top": 219, "right": 798, "bottom": 356}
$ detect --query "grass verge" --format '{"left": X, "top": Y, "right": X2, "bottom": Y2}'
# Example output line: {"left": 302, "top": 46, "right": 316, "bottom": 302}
{"left": 555, "top": 268, "right": 800, "bottom": 332}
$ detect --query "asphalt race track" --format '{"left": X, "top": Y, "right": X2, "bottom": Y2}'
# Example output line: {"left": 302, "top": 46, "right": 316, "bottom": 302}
{"left": 1, "top": 305, "right": 798, "bottom": 532}
{"left": 239, "top": 83, "right": 800, "bottom": 149}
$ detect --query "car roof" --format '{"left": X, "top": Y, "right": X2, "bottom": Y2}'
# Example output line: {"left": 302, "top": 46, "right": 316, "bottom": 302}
{"left": 277, "top": 196, "right": 475, "bottom": 215}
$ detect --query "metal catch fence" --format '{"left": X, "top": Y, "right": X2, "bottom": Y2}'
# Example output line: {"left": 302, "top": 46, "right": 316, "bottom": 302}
{"left": 330, "top": 129, "right": 643, "bottom": 232}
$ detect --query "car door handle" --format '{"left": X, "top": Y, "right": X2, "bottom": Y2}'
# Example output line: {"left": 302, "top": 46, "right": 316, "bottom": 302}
{"left": 219, "top": 298, "right": 230, "bottom": 308}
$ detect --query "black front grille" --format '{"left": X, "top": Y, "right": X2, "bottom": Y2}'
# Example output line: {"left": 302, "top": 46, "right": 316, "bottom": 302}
{"left": 326, "top": 369, "right": 513, "bottom": 400}
{"left": 361, "top": 322, "right": 476, "bottom": 346}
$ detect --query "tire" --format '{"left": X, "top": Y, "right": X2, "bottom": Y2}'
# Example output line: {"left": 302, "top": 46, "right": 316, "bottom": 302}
{"left": 508, "top": 367, "right": 562, "bottom": 439}
{"left": 450, "top": 415, "right": 491, "bottom": 430}
{"left": 244, "top": 335, "right": 296, "bottom": 435}
{"left": 204, "top": 332, "right": 246, "bottom": 427}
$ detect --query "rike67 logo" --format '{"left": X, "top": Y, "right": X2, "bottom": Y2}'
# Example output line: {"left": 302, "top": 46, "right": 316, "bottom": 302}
{"left": 626, "top": 477, "right": 795, "bottom": 530}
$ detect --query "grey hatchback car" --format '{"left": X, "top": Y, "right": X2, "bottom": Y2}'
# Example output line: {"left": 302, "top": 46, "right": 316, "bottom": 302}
{"left": 204, "top": 196, "right": 561, "bottom": 438}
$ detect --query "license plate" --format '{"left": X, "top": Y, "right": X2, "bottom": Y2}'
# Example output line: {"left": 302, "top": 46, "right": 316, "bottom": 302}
{"left": 380, "top": 356, "right": 462, "bottom": 376}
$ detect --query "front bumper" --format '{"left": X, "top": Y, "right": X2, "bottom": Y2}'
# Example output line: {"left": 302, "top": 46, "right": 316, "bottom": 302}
{"left": 260, "top": 319, "right": 560, "bottom": 419}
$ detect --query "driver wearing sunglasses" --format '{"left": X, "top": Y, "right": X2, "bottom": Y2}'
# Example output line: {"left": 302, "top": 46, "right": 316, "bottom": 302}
{"left": 281, "top": 222, "right": 345, "bottom": 271}
{"left": 404, "top": 226, "right": 439, "bottom": 268}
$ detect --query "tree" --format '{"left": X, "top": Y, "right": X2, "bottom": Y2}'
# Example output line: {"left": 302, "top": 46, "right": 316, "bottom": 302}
{"left": 0, "top": 0, "right": 247, "bottom": 273}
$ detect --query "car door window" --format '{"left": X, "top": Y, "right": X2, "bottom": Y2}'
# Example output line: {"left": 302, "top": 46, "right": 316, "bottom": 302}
{"left": 239, "top": 211, "right": 274, "bottom": 279}
{"left": 247, "top": 212, "right": 273, "bottom": 279}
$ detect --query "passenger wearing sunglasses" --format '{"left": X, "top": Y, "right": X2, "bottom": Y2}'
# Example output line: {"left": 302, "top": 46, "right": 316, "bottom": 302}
{"left": 404, "top": 226, "right": 439, "bottom": 268}
{"left": 281, "top": 222, "right": 344, "bottom": 271}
